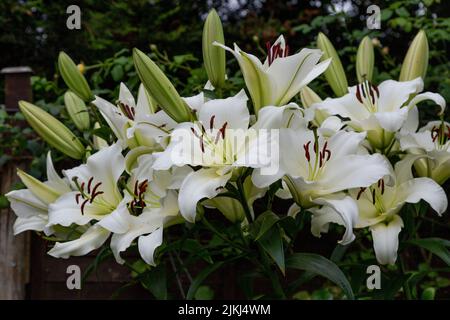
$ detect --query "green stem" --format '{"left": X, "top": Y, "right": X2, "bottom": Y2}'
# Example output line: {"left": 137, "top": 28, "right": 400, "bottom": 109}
{"left": 236, "top": 176, "right": 253, "bottom": 223}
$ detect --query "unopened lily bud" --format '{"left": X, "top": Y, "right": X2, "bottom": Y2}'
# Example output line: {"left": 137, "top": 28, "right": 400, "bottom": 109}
{"left": 202, "top": 9, "right": 226, "bottom": 88}
{"left": 17, "top": 169, "right": 61, "bottom": 204}
{"left": 92, "top": 122, "right": 109, "bottom": 150}
{"left": 399, "top": 30, "right": 429, "bottom": 82}
{"left": 58, "top": 52, "right": 93, "bottom": 102}
{"left": 64, "top": 91, "right": 90, "bottom": 131}
{"left": 317, "top": 32, "right": 348, "bottom": 97}
{"left": 300, "top": 86, "right": 327, "bottom": 124}
{"left": 19, "top": 101, "right": 85, "bottom": 159}
{"left": 356, "top": 36, "right": 374, "bottom": 83}
{"left": 133, "top": 48, "right": 192, "bottom": 123}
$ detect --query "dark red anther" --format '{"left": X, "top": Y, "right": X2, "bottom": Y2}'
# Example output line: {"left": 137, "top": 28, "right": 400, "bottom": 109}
{"left": 361, "top": 83, "right": 367, "bottom": 98}
{"left": 356, "top": 187, "right": 366, "bottom": 200}
{"left": 356, "top": 84, "right": 363, "bottom": 104}
{"left": 319, "top": 151, "right": 323, "bottom": 167}
{"left": 431, "top": 126, "right": 439, "bottom": 142}
{"left": 139, "top": 179, "right": 148, "bottom": 194}
{"left": 81, "top": 198, "right": 89, "bottom": 215}
{"left": 380, "top": 179, "right": 385, "bottom": 195}
{"left": 447, "top": 125, "right": 450, "bottom": 139}
{"left": 90, "top": 191, "right": 104, "bottom": 203}
{"left": 372, "top": 83, "right": 379, "bottom": 97}
{"left": 219, "top": 122, "right": 228, "bottom": 139}
{"left": 285, "top": 45, "right": 290, "bottom": 57}
{"left": 134, "top": 180, "right": 139, "bottom": 196}
{"left": 371, "top": 189, "right": 376, "bottom": 205}
{"left": 80, "top": 182, "right": 85, "bottom": 192}
{"left": 75, "top": 193, "right": 81, "bottom": 204}
{"left": 369, "top": 84, "right": 376, "bottom": 104}
{"left": 200, "top": 136, "right": 205, "bottom": 153}
{"left": 87, "top": 177, "right": 94, "bottom": 194}
{"left": 303, "top": 141, "right": 311, "bottom": 162}
{"left": 209, "top": 115, "right": 216, "bottom": 130}
{"left": 321, "top": 141, "right": 331, "bottom": 161}
{"left": 91, "top": 182, "right": 102, "bottom": 197}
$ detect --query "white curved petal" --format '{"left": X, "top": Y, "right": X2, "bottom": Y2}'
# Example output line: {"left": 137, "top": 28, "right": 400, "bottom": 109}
{"left": 97, "top": 200, "right": 131, "bottom": 233}
{"left": 46, "top": 152, "right": 70, "bottom": 191}
{"left": 370, "top": 215, "right": 403, "bottom": 265}
{"left": 119, "top": 82, "right": 136, "bottom": 108}
{"left": 48, "top": 225, "right": 110, "bottom": 258}
{"left": 13, "top": 216, "right": 49, "bottom": 235}
{"left": 374, "top": 107, "right": 409, "bottom": 132}
{"left": 312, "top": 196, "right": 358, "bottom": 245}
{"left": 407, "top": 92, "right": 446, "bottom": 116}
{"left": 315, "top": 94, "right": 370, "bottom": 122}
{"left": 138, "top": 227, "right": 163, "bottom": 266}
{"left": 6, "top": 189, "right": 47, "bottom": 218}
{"left": 319, "top": 154, "right": 391, "bottom": 193}
{"left": 182, "top": 92, "right": 205, "bottom": 113}
{"left": 198, "top": 90, "right": 249, "bottom": 130}
{"left": 178, "top": 168, "right": 232, "bottom": 222}
{"left": 253, "top": 103, "right": 309, "bottom": 130}
{"left": 92, "top": 96, "right": 128, "bottom": 145}
{"left": 396, "top": 177, "right": 448, "bottom": 215}
{"left": 400, "top": 105, "right": 419, "bottom": 133}
{"left": 327, "top": 130, "right": 366, "bottom": 158}
{"left": 47, "top": 191, "right": 99, "bottom": 227}
{"left": 377, "top": 78, "right": 423, "bottom": 112}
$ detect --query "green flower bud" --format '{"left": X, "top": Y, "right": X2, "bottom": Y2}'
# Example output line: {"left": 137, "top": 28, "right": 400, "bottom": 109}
{"left": 317, "top": 32, "right": 348, "bottom": 97}
{"left": 399, "top": 30, "right": 429, "bottom": 82}
{"left": 64, "top": 91, "right": 90, "bottom": 131}
{"left": 133, "top": 48, "right": 192, "bottom": 123}
{"left": 356, "top": 36, "right": 374, "bottom": 83}
{"left": 300, "top": 86, "right": 327, "bottom": 125}
{"left": 202, "top": 9, "right": 226, "bottom": 88}
{"left": 17, "top": 169, "right": 61, "bottom": 204}
{"left": 58, "top": 52, "right": 93, "bottom": 102}
{"left": 19, "top": 101, "right": 85, "bottom": 159}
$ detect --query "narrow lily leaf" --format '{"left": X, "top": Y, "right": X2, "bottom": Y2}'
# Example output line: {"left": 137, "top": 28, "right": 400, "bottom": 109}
{"left": 286, "top": 253, "right": 354, "bottom": 299}
{"left": 257, "top": 225, "right": 285, "bottom": 274}
{"left": 407, "top": 238, "right": 450, "bottom": 266}
{"left": 255, "top": 211, "right": 280, "bottom": 240}
{"left": 186, "top": 261, "right": 225, "bottom": 300}
{"left": 356, "top": 36, "right": 374, "bottom": 83}
{"left": 316, "top": 32, "right": 348, "bottom": 97}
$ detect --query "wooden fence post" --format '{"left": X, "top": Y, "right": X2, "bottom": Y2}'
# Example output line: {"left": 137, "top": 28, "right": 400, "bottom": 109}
{"left": 0, "top": 66, "right": 33, "bottom": 299}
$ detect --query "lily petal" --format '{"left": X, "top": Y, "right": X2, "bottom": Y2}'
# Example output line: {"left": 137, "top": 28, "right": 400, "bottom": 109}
{"left": 178, "top": 168, "right": 232, "bottom": 222}
{"left": 48, "top": 225, "right": 110, "bottom": 258}
{"left": 370, "top": 215, "right": 404, "bottom": 265}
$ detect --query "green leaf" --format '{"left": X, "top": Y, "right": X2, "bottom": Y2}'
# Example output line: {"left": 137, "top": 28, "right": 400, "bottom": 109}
{"left": 407, "top": 238, "right": 450, "bottom": 266}
{"left": 257, "top": 225, "right": 285, "bottom": 274}
{"left": 140, "top": 263, "right": 168, "bottom": 300}
{"left": 186, "top": 261, "right": 224, "bottom": 300}
{"left": 255, "top": 211, "right": 280, "bottom": 240}
{"left": 194, "top": 285, "right": 215, "bottom": 300}
{"left": 286, "top": 253, "right": 354, "bottom": 300}
{"left": 421, "top": 287, "right": 436, "bottom": 300}
{"left": 111, "top": 65, "right": 124, "bottom": 81}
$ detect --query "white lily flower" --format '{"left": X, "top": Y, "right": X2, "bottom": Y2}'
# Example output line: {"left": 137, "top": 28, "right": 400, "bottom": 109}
{"left": 350, "top": 155, "right": 448, "bottom": 265}
{"left": 6, "top": 152, "right": 70, "bottom": 235}
{"left": 93, "top": 83, "right": 176, "bottom": 149}
{"left": 47, "top": 143, "right": 127, "bottom": 258}
{"left": 99, "top": 153, "right": 191, "bottom": 265}
{"left": 153, "top": 90, "right": 271, "bottom": 222}
{"left": 315, "top": 78, "right": 446, "bottom": 150}
{"left": 215, "top": 35, "right": 330, "bottom": 113}
{"left": 252, "top": 127, "right": 391, "bottom": 244}
{"left": 399, "top": 121, "right": 450, "bottom": 184}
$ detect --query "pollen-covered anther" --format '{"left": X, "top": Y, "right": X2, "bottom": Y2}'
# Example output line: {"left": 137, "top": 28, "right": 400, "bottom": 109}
{"left": 377, "top": 178, "right": 385, "bottom": 195}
